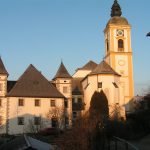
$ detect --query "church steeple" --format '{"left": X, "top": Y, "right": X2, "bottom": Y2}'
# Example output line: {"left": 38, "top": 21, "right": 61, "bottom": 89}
{"left": 111, "top": 0, "right": 122, "bottom": 17}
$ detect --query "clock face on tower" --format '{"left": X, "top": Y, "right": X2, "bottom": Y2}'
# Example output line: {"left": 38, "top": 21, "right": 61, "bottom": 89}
{"left": 118, "top": 60, "right": 125, "bottom": 66}
{"left": 116, "top": 29, "right": 124, "bottom": 36}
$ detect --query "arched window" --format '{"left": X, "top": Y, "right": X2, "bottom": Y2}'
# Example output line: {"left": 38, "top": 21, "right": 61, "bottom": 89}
{"left": 118, "top": 39, "right": 124, "bottom": 51}
{"left": 106, "top": 39, "right": 109, "bottom": 52}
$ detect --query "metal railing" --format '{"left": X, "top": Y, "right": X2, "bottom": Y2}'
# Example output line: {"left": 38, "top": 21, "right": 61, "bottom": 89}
{"left": 110, "top": 136, "right": 139, "bottom": 150}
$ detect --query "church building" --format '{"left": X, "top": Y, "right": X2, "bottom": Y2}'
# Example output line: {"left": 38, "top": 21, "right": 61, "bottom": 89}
{"left": 0, "top": 0, "right": 134, "bottom": 135}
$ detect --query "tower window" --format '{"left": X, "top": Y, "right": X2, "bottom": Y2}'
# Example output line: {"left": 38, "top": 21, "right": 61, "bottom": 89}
{"left": 106, "top": 39, "right": 109, "bottom": 52}
{"left": 98, "top": 82, "right": 102, "bottom": 88}
{"left": 118, "top": 39, "right": 124, "bottom": 51}
{"left": 0, "top": 99, "right": 2, "bottom": 107}
{"left": 63, "top": 86, "right": 68, "bottom": 93}
{"left": 0, "top": 83, "right": 2, "bottom": 91}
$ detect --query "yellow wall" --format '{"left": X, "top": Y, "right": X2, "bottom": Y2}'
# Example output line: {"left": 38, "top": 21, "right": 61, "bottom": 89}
{"left": 104, "top": 23, "right": 134, "bottom": 112}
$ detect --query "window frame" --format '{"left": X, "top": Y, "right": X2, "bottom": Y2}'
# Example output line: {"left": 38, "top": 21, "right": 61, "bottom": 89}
{"left": 73, "top": 112, "right": 77, "bottom": 119}
{"left": 18, "top": 117, "right": 24, "bottom": 125}
{"left": 0, "top": 99, "right": 2, "bottom": 107}
{"left": 0, "top": 83, "right": 2, "bottom": 91}
{"left": 35, "top": 99, "right": 40, "bottom": 107}
{"left": 51, "top": 99, "right": 56, "bottom": 107}
{"left": 34, "top": 117, "right": 41, "bottom": 125}
{"left": 98, "top": 82, "right": 102, "bottom": 88}
{"left": 65, "top": 100, "right": 68, "bottom": 108}
{"left": 118, "top": 39, "right": 124, "bottom": 52}
{"left": 63, "top": 86, "right": 68, "bottom": 93}
{"left": 18, "top": 99, "right": 24, "bottom": 107}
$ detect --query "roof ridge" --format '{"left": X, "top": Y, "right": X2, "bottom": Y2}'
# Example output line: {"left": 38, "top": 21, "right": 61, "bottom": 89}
{"left": 7, "top": 64, "right": 65, "bottom": 98}
{"left": 90, "top": 60, "right": 120, "bottom": 76}
{"left": 78, "top": 60, "right": 98, "bottom": 70}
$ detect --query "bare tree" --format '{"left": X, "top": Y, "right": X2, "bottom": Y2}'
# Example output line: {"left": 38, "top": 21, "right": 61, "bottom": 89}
{"left": 46, "top": 107, "right": 66, "bottom": 129}
{"left": 24, "top": 116, "right": 44, "bottom": 133}
{"left": 110, "top": 103, "right": 125, "bottom": 120}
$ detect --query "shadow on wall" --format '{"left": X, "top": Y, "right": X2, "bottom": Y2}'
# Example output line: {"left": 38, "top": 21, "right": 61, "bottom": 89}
{"left": 0, "top": 113, "right": 63, "bottom": 135}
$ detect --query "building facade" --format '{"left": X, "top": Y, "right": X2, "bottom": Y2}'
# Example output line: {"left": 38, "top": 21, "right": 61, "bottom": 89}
{"left": 0, "top": 0, "right": 134, "bottom": 135}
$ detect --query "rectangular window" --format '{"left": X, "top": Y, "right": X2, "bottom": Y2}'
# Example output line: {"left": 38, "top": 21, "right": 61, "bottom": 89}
{"left": 35, "top": 99, "right": 40, "bottom": 107}
{"left": 112, "top": 82, "right": 119, "bottom": 88}
{"left": 51, "top": 118, "right": 58, "bottom": 128}
{"left": 18, "top": 117, "right": 24, "bottom": 125}
{"left": 0, "top": 83, "right": 2, "bottom": 91}
{"left": 63, "top": 86, "right": 68, "bottom": 93}
{"left": 65, "top": 100, "right": 68, "bottom": 108}
{"left": 65, "top": 117, "right": 69, "bottom": 126}
{"left": 34, "top": 117, "right": 41, "bottom": 125}
{"left": 98, "top": 82, "right": 102, "bottom": 88}
{"left": 0, "top": 99, "right": 2, "bottom": 107}
{"left": 78, "top": 98, "right": 82, "bottom": 103}
{"left": 73, "top": 112, "right": 77, "bottom": 119}
{"left": 0, "top": 116, "right": 2, "bottom": 125}
{"left": 51, "top": 100, "right": 56, "bottom": 107}
{"left": 18, "top": 99, "right": 24, "bottom": 106}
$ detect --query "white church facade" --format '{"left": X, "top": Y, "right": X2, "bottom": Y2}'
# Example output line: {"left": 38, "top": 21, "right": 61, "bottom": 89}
{"left": 0, "top": 0, "right": 134, "bottom": 135}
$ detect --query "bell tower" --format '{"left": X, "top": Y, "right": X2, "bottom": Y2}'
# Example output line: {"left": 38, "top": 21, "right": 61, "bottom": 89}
{"left": 104, "top": 0, "right": 134, "bottom": 111}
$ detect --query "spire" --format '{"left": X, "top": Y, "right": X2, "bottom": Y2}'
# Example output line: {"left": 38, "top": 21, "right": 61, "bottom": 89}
{"left": 0, "top": 57, "right": 8, "bottom": 76}
{"left": 53, "top": 61, "right": 71, "bottom": 80}
{"left": 111, "top": 0, "right": 122, "bottom": 17}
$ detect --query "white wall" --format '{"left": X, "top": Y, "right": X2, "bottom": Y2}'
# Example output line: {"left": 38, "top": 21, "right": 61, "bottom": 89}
{"left": 0, "top": 98, "right": 7, "bottom": 134}
{"left": 7, "top": 97, "right": 64, "bottom": 135}
{"left": 82, "top": 74, "right": 124, "bottom": 115}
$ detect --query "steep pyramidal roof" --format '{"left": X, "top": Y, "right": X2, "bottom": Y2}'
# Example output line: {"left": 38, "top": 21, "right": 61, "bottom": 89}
{"left": 90, "top": 61, "right": 120, "bottom": 76}
{"left": 7, "top": 64, "right": 64, "bottom": 98}
{"left": 79, "top": 60, "right": 97, "bottom": 70}
{"left": 0, "top": 57, "right": 8, "bottom": 75}
{"left": 53, "top": 62, "right": 71, "bottom": 79}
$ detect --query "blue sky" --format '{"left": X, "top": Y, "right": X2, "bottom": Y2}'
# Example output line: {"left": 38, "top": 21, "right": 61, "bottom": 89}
{"left": 0, "top": 0, "right": 149, "bottom": 95}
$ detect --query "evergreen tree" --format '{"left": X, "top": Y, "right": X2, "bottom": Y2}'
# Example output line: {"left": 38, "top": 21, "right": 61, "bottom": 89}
{"left": 89, "top": 90, "right": 109, "bottom": 119}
